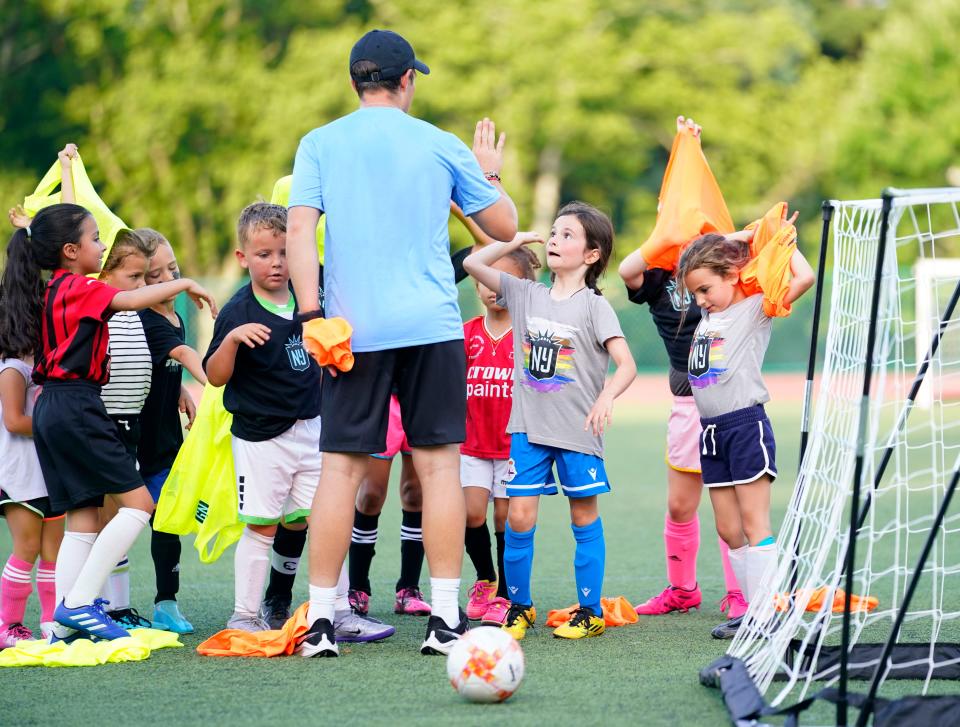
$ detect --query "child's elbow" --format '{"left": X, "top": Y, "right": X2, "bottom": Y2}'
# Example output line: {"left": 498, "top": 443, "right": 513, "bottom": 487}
{"left": 462, "top": 255, "right": 478, "bottom": 276}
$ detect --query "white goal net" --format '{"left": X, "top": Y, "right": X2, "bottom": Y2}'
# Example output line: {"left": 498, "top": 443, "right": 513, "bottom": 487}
{"left": 710, "top": 188, "right": 960, "bottom": 725}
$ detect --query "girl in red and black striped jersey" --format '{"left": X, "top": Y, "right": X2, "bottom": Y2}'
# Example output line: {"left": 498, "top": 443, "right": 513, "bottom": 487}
{"left": 2, "top": 203, "right": 216, "bottom": 642}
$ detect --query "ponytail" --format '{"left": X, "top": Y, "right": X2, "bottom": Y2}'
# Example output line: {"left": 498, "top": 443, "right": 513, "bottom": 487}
{"left": 0, "top": 203, "right": 93, "bottom": 360}
{"left": 0, "top": 229, "right": 44, "bottom": 360}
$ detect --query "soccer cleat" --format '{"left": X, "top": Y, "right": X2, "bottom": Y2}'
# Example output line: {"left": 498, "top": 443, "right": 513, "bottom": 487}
{"left": 152, "top": 600, "right": 194, "bottom": 634}
{"left": 54, "top": 598, "right": 130, "bottom": 640}
{"left": 720, "top": 590, "right": 748, "bottom": 620}
{"left": 47, "top": 622, "right": 84, "bottom": 644}
{"left": 481, "top": 597, "right": 511, "bottom": 626}
{"left": 711, "top": 615, "right": 744, "bottom": 640}
{"left": 394, "top": 587, "right": 432, "bottom": 616}
{"left": 40, "top": 621, "right": 56, "bottom": 641}
{"left": 299, "top": 617, "right": 338, "bottom": 657}
{"left": 553, "top": 607, "right": 605, "bottom": 640}
{"left": 259, "top": 594, "right": 293, "bottom": 630}
{"left": 348, "top": 588, "right": 370, "bottom": 615}
{"left": 333, "top": 609, "right": 396, "bottom": 643}
{"left": 226, "top": 613, "right": 270, "bottom": 632}
{"left": 502, "top": 603, "right": 537, "bottom": 640}
{"left": 634, "top": 585, "right": 702, "bottom": 615}
{"left": 107, "top": 607, "right": 153, "bottom": 630}
{"left": 0, "top": 622, "right": 33, "bottom": 647}
{"left": 466, "top": 579, "right": 497, "bottom": 620}
{"left": 420, "top": 608, "right": 468, "bottom": 655}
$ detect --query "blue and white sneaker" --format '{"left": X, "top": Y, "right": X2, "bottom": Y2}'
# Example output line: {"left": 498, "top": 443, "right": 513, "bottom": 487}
{"left": 152, "top": 600, "right": 194, "bottom": 634}
{"left": 53, "top": 598, "right": 130, "bottom": 640}
{"left": 48, "top": 622, "right": 85, "bottom": 644}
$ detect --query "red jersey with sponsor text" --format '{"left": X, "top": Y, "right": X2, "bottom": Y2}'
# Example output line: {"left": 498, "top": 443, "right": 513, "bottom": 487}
{"left": 462, "top": 316, "right": 514, "bottom": 459}
{"left": 34, "top": 270, "right": 119, "bottom": 385}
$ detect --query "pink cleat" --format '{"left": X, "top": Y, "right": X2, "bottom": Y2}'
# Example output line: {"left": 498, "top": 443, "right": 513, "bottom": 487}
{"left": 720, "top": 589, "right": 748, "bottom": 620}
{"left": 348, "top": 589, "right": 370, "bottom": 615}
{"left": 480, "top": 597, "right": 511, "bottom": 626}
{"left": 634, "top": 585, "right": 702, "bottom": 615}
{"left": 466, "top": 580, "right": 497, "bottom": 620}
{"left": 0, "top": 622, "right": 34, "bottom": 648}
{"left": 394, "top": 587, "right": 432, "bottom": 616}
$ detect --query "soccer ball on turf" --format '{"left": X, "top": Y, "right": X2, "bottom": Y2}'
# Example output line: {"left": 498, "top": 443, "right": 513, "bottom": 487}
{"left": 446, "top": 626, "right": 525, "bottom": 703}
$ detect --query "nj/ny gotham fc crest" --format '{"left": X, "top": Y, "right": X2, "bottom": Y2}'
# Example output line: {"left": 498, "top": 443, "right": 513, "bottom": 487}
{"left": 527, "top": 332, "right": 563, "bottom": 380}
{"left": 522, "top": 327, "right": 575, "bottom": 393}
{"left": 285, "top": 334, "right": 310, "bottom": 372}
{"left": 666, "top": 279, "right": 690, "bottom": 312}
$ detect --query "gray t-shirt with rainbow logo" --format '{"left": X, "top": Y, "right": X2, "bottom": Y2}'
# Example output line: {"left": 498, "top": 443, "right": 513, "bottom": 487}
{"left": 498, "top": 273, "right": 624, "bottom": 457}
{"left": 688, "top": 293, "right": 772, "bottom": 419}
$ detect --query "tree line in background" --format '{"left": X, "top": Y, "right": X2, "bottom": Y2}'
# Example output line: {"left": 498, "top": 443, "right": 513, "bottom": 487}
{"left": 2, "top": 0, "right": 959, "bottom": 275}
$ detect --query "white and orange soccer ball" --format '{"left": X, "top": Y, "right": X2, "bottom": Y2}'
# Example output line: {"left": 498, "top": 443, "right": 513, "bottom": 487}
{"left": 446, "top": 626, "right": 525, "bottom": 703}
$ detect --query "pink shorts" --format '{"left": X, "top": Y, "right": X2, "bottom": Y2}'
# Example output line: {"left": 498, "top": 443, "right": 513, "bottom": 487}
{"left": 666, "top": 395, "right": 702, "bottom": 473}
{"left": 371, "top": 395, "right": 410, "bottom": 460}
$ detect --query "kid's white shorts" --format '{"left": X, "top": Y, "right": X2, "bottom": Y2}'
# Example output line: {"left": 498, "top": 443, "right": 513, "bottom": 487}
{"left": 460, "top": 454, "right": 509, "bottom": 499}
{"left": 231, "top": 416, "right": 322, "bottom": 525}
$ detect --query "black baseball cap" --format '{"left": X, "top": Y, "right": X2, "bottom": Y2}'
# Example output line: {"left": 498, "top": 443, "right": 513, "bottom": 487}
{"left": 349, "top": 30, "right": 430, "bottom": 82}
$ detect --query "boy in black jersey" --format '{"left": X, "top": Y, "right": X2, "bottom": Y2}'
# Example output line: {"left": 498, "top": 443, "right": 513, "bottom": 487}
{"left": 204, "top": 204, "right": 393, "bottom": 643}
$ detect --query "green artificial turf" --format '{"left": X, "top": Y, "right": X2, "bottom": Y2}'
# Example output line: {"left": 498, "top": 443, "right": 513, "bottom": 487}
{"left": 1, "top": 401, "right": 957, "bottom": 726}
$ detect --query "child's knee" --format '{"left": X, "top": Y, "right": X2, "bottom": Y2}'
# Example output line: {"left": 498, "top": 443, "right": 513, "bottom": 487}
{"left": 398, "top": 477, "right": 422, "bottom": 509}
{"left": 356, "top": 483, "right": 387, "bottom": 514}
{"left": 507, "top": 510, "right": 536, "bottom": 532}
{"left": 247, "top": 523, "right": 277, "bottom": 538}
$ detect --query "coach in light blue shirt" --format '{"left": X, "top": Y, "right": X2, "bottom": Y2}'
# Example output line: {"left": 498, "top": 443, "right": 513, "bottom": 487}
{"left": 286, "top": 29, "right": 518, "bottom": 657}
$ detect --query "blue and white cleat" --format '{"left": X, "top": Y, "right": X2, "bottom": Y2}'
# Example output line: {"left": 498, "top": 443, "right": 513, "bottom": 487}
{"left": 53, "top": 598, "right": 130, "bottom": 640}
{"left": 152, "top": 600, "right": 194, "bottom": 634}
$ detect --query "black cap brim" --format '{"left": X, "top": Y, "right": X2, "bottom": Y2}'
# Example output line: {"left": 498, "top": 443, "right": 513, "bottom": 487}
{"left": 414, "top": 59, "right": 430, "bottom": 75}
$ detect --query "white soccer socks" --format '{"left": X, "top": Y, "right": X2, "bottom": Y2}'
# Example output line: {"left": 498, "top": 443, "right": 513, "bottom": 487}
{"left": 234, "top": 528, "right": 275, "bottom": 617}
{"left": 64, "top": 508, "right": 151, "bottom": 608}
{"left": 430, "top": 578, "right": 461, "bottom": 628}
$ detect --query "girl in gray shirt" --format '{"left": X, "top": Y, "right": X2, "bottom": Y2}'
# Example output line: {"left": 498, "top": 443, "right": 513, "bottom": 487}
{"left": 677, "top": 229, "right": 813, "bottom": 638}
{"left": 464, "top": 202, "right": 636, "bottom": 642}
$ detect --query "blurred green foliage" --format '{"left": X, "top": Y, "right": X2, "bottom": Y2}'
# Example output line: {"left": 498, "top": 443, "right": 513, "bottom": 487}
{"left": 1, "top": 0, "right": 958, "bottom": 276}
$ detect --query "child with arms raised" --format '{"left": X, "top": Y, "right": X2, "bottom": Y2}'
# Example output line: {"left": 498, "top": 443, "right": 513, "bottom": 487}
{"left": 677, "top": 228, "right": 813, "bottom": 637}
{"left": 136, "top": 228, "right": 206, "bottom": 633}
{"left": 464, "top": 202, "right": 637, "bottom": 640}
{"left": 462, "top": 239, "right": 540, "bottom": 626}
{"left": 5, "top": 203, "right": 215, "bottom": 642}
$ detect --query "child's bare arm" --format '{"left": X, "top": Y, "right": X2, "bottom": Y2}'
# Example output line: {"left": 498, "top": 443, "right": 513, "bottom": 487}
{"left": 784, "top": 248, "right": 815, "bottom": 306}
{"left": 204, "top": 324, "right": 271, "bottom": 387}
{"left": 618, "top": 247, "right": 649, "bottom": 290}
{"left": 169, "top": 344, "right": 207, "bottom": 385}
{"left": 463, "top": 231, "right": 543, "bottom": 293}
{"left": 58, "top": 143, "right": 79, "bottom": 204}
{"left": 111, "top": 279, "right": 217, "bottom": 317}
{"left": 452, "top": 201, "right": 498, "bottom": 250}
{"left": 585, "top": 337, "right": 637, "bottom": 436}
{"left": 0, "top": 369, "right": 31, "bottom": 437}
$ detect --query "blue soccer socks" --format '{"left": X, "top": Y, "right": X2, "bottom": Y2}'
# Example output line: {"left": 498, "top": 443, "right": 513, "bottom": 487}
{"left": 572, "top": 518, "right": 605, "bottom": 615}
{"left": 504, "top": 524, "right": 536, "bottom": 606}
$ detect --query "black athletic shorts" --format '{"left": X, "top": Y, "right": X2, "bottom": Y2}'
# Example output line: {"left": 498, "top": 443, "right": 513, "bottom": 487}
{"left": 0, "top": 491, "right": 64, "bottom": 520}
{"left": 34, "top": 381, "right": 144, "bottom": 512}
{"left": 109, "top": 414, "right": 142, "bottom": 464}
{"left": 319, "top": 339, "right": 466, "bottom": 454}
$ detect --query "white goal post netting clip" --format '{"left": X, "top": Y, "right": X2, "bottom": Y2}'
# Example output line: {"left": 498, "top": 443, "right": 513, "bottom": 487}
{"left": 700, "top": 188, "right": 960, "bottom": 727}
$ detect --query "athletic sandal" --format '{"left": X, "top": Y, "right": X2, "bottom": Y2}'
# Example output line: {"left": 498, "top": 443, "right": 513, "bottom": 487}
{"left": 634, "top": 585, "right": 702, "bottom": 615}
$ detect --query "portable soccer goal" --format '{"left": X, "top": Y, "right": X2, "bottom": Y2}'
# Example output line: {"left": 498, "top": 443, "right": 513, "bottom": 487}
{"left": 701, "top": 187, "right": 960, "bottom": 726}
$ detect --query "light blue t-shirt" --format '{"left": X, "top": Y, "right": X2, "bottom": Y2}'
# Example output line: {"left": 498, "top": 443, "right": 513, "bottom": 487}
{"left": 289, "top": 107, "right": 501, "bottom": 352}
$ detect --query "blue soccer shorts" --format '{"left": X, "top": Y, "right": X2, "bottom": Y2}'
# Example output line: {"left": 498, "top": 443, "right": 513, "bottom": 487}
{"left": 503, "top": 433, "right": 611, "bottom": 498}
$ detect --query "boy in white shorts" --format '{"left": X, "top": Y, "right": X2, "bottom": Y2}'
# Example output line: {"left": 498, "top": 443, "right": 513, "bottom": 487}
{"left": 203, "top": 203, "right": 393, "bottom": 644}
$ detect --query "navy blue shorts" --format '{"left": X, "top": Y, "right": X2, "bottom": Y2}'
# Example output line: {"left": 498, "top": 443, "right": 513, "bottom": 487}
{"left": 699, "top": 405, "right": 777, "bottom": 488}
{"left": 503, "top": 433, "right": 610, "bottom": 498}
